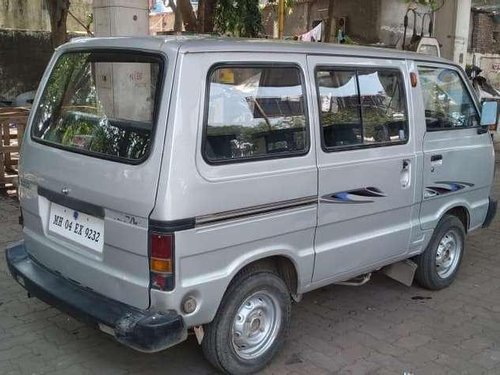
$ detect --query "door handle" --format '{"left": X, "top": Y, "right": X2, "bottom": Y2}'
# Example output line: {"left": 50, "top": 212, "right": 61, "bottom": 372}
{"left": 401, "top": 159, "right": 411, "bottom": 188}
{"left": 430, "top": 154, "right": 443, "bottom": 173}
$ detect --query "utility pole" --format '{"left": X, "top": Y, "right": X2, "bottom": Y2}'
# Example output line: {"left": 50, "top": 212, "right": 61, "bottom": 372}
{"left": 92, "top": 0, "right": 150, "bottom": 121}
{"left": 93, "top": 0, "right": 148, "bottom": 36}
{"left": 324, "top": 0, "right": 335, "bottom": 43}
{"left": 433, "top": 0, "right": 472, "bottom": 67}
{"left": 278, "top": 0, "right": 285, "bottom": 39}
{"left": 452, "top": 0, "right": 471, "bottom": 66}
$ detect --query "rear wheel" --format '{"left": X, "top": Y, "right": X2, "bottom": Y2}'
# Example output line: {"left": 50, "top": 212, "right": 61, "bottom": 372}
{"left": 202, "top": 269, "right": 291, "bottom": 374}
{"left": 414, "top": 215, "right": 465, "bottom": 290}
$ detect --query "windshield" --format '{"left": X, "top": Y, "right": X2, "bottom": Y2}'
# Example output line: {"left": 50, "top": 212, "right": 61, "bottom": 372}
{"left": 32, "top": 51, "right": 163, "bottom": 163}
{"left": 418, "top": 44, "right": 439, "bottom": 57}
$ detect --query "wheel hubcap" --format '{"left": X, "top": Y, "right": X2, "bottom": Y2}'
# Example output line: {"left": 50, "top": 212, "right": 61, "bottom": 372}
{"left": 231, "top": 291, "right": 281, "bottom": 360}
{"left": 435, "top": 229, "right": 461, "bottom": 279}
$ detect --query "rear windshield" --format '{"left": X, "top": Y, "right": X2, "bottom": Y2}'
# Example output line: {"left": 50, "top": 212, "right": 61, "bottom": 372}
{"left": 32, "top": 51, "right": 163, "bottom": 163}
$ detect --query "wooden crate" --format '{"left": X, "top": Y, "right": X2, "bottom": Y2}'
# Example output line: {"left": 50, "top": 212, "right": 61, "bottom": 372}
{"left": 0, "top": 107, "right": 29, "bottom": 191}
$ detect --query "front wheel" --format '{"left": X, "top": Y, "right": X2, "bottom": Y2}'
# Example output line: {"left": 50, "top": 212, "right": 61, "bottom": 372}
{"left": 202, "top": 269, "right": 291, "bottom": 374}
{"left": 414, "top": 215, "right": 466, "bottom": 290}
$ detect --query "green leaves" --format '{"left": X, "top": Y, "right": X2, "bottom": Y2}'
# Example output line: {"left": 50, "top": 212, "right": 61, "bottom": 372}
{"left": 215, "top": 0, "right": 263, "bottom": 37}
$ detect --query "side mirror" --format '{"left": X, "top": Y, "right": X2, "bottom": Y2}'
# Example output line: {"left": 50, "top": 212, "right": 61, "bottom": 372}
{"left": 480, "top": 100, "right": 499, "bottom": 127}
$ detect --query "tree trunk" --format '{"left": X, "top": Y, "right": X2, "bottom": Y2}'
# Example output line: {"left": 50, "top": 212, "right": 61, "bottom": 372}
{"left": 167, "top": 0, "right": 183, "bottom": 32}
{"left": 203, "top": 0, "right": 216, "bottom": 33}
{"left": 46, "top": 0, "right": 70, "bottom": 48}
{"left": 177, "top": 0, "right": 198, "bottom": 32}
{"left": 324, "top": 0, "right": 335, "bottom": 43}
{"left": 197, "top": 0, "right": 206, "bottom": 32}
{"left": 197, "top": 0, "right": 216, "bottom": 33}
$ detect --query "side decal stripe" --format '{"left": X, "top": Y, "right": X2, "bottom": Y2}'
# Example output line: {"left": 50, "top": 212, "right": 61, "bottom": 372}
{"left": 195, "top": 196, "right": 318, "bottom": 225}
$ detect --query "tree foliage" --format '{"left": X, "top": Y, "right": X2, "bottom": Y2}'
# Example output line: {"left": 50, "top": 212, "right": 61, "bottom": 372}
{"left": 168, "top": 0, "right": 262, "bottom": 37}
{"left": 35, "top": 53, "right": 154, "bottom": 160}
{"left": 215, "top": 0, "right": 262, "bottom": 37}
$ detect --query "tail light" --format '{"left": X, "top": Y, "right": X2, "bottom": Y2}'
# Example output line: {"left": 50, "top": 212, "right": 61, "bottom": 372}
{"left": 150, "top": 232, "right": 174, "bottom": 291}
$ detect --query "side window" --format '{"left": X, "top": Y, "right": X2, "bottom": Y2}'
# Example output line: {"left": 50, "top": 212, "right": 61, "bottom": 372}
{"left": 317, "top": 68, "right": 408, "bottom": 150}
{"left": 204, "top": 65, "right": 308, "bottom": 163}
{"left": 418, "top": 67, "right": 479, "bottom": 130}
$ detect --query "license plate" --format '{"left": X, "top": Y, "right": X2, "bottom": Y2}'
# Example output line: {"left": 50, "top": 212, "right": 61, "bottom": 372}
{"left": 48, "top": 203, "right": 104, "bottom": 252}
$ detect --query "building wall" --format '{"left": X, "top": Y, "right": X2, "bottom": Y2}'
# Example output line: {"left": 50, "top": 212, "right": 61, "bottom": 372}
{"left": 313, "top": 0, "right": 381, "bottom": 43}
{"left": 262, "top": 0, "right": 381, "bottom": 43}
{"left": 432, "top": 0, "right": 456, "bottom": 60}
{"left": 0, "top": 0, "right": 49, "bottom": 30}
{"left": 0, "top": 29, "right": 53, "bottom": 100}
{"left": 263, "top": 0, "right": 434, "bottom": 47}
{"left": 379, "top": 0, "right": 429, "bottom": 48}
{"left": 468, "top": 11, "right": 500, "bottom": 89}
{"left": 467, "top": 53, "right": 500, "bottom": 88}
{"left": 496, "top": 18, "right": 500, "bottom": 53}
{"left": 0, "top": 0, "right": 92, "bottom": 32}
{"left": 262, "top": 1, "right": 314, "bottom": 38}
{"left": 470, "top": 11, "right": 499, "bottom": 54}
{"left": 0, "top": 0, "right": 92, "bottom": 100}
{"left": 69, "top": 0, "right": 93, "bottom": 32}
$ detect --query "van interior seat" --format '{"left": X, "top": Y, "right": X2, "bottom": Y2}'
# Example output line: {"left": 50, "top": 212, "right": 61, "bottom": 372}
{"left": 323, "top": 123, "right": 362, "bottom": 146}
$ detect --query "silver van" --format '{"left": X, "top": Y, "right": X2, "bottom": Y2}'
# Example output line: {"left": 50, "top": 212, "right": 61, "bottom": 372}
{"left": 6, "top": 37, "right": 498, "bottom": 374}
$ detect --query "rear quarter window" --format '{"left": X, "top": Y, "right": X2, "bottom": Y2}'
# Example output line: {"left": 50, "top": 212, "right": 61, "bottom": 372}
{"left": 31, "top": 51, "right": 163, "bottom": 163}
{"left": 203, "top": 64, "right": 309, "bottom": 163}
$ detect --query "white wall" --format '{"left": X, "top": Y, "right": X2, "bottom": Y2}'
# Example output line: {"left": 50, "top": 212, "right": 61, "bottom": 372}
{"left": 379, "top": 0, "right": 472, "bottom": 66}
{"left": 379, "top": 0, "right": 430, "bottom": 48}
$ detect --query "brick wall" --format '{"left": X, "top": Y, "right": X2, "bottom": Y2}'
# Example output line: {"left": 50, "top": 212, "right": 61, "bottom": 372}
{"left": 495, "top": 20, "right": 500, "bottom": 53}
{"left": 471, "top": 11, "right": 497, "bottom": 54}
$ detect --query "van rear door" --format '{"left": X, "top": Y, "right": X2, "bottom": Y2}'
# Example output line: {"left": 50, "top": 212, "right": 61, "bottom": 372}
{"left": 19, "top": 46, "right": 170, "bottom": 309}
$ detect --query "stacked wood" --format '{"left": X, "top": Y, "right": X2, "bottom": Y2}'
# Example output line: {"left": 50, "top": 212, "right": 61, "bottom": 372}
{"left": 0, "top": 107, "right": 29, "bottom": 191}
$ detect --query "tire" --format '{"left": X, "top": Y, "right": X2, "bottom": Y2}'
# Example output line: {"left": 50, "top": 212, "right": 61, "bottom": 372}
{"left": 414, "top": 215, "right": 466, "bottom": 290}
{"left": 202, "top": 268, "right": 291, "bottom": 374}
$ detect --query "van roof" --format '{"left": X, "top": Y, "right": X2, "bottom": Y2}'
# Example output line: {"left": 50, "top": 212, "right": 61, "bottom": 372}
{"left": 66, "top": 35, "right": 451, "bottom": 65}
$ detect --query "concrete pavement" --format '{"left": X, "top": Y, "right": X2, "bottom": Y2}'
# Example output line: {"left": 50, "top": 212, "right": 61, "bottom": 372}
{"left": 1, "top": 167, "right": 499, "bottom": 374}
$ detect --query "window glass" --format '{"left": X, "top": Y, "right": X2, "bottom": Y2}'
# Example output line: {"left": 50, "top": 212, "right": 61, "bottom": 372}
{"left": 418, "top": 44, "right": 439, "bottom": 57}
{"left": 205, "top": 66, "right": 308, "bottom": 162}
{"left": 32, "top": 51, "right": 162, "bottom": 162}
{"left": 359, "top": 70, "right": 408, "bottom": 145}
{"left": 317, "top": 70, "right": 362, "bottom": 147}
{"left": 418, "top": 67, "right": 479, "bottom": 130}
{"left": 317, "top": 68, "right": 408, "bottom": 149}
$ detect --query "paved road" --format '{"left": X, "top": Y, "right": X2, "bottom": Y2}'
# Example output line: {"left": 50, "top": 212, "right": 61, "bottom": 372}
{"left": 1, "top": 168, "right": 500, "bottom": 374}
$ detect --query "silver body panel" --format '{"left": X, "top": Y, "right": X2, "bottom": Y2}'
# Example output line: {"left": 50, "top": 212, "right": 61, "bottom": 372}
{"left": 308, "top": 55, "right": 417, "bottom": 285}
{"left": 18, "top": 37, "right": 495, "bottom": 328}
{"left": 19, "top": 37, "right": 179, "bottom": 309}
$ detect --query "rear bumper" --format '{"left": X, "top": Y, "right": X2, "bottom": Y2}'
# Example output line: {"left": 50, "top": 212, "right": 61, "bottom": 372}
{"left": 5, "top": 241, "right": 187, "bottom": 353}
{"left": 482, "top": 197, "right": 497, "bottom": 229}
